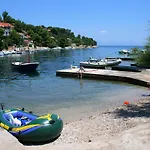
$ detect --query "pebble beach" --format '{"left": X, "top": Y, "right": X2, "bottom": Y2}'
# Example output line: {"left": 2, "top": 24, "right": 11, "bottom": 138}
{"left": 0, "top": 95, "right": 150, "bottom": 150}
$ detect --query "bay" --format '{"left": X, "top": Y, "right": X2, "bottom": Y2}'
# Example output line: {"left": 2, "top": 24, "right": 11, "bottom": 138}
{"left": 0, "top": 46, "right": 146, "bottom": 121}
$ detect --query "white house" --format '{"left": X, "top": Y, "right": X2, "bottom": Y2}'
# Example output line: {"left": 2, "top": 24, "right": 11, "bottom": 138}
{"left": 0, "top": 22, "right": 14, "bottom": 36}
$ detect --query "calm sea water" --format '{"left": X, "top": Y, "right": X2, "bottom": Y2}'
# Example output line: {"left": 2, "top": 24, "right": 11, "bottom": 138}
{"left": 0, "top": 46, "right": 147, "bottom": 120}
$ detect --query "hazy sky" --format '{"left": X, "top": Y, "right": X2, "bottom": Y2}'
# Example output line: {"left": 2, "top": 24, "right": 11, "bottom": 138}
{"left": 0, "top": 0, "right": 150, "bottom": 45}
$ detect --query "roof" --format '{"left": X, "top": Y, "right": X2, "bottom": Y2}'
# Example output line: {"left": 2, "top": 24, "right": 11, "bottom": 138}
{"left": 0, "top": 22, "right": 14, "bottom": 28}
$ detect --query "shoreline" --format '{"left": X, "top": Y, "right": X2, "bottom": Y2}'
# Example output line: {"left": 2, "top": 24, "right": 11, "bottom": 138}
{"left": 53, "top": 96, "right": 150, "bottom": 142}
{"left": 34, "top": 86, "right": 147, "bottom": 123}
{"left": 0, "top": 45, "right": 98, "bottom": 57}
{"left": 0, "top": 95, "right": 150, "bottom": 150}
{"left": 43, "top": 96, "right": 150, "bottom": 150}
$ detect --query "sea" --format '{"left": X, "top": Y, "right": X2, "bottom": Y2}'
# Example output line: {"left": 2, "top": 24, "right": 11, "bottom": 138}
{"left": 0, "top": 45, "right": 147, "bottom": 121}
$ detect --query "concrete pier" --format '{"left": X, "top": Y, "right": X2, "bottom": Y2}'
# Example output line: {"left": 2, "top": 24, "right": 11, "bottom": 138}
{"left": 56, "top": 67, "right": 150, "bottom": 87}
{"left": 106, "top": 57, "right": 134, "bottom": 61}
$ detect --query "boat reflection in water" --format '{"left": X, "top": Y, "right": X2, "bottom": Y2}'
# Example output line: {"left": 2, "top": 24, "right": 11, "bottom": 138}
{"left": 23, "top": 70, "right": 40, "bottom": 77}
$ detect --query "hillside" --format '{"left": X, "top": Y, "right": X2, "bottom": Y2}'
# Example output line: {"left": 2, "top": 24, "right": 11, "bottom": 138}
{"left": 0, "top": 11, "right": 97, "bottom": 50}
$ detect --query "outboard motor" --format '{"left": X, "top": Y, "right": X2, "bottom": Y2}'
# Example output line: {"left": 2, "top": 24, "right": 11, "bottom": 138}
{"left": 0, "top": 103, "right": 4, "bottom": 110}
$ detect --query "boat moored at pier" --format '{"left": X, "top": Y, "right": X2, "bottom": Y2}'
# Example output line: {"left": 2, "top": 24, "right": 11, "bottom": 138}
{"left": 80, "top": 57, "right": 122, "bottom": 68}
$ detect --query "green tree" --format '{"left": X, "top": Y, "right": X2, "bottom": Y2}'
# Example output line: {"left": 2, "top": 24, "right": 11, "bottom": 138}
{"left": 2, "top": 38, "right": 8, "bottom": 49}
{"left": 0, "top": 41, "right": 3, "bottom": 51}
{"left": 5, "top": 36, "right": 13, "bottom": 46}
{"left": 136, "top": 50, "right": 150, "bottom": 67}
{"left": 51, "top": 28, "right": 59, "bottom": 35}
{"left": 4, "top": 15, "right": 15, "bottom": 24}
{"left": 74, "top": 35, "right": 82, "bottom": 46}
{"left": 48, "top": 37, "right": 57, "bottom": 48}
{"left": 9, "top": 29, "right": 23, "bottom": 46}
{"left": 0, "top": 28, "right": 4, "bottom": 50}
{"left": 144, "top": 36, "right": 150, "bottom": 51}
{"left": 32, "top": 33, "right": 43, "bottom": 46}
{"left": 135, "top": 35, "right": 150, "bottom": 67}
{"left": 58, "top": 37, "right": 69, "bottom": 48}
{"left": 0, "top": 28, "right": 4, "bottom": 39}
{"left": 2, "top": 11, "right": 8, "bottom": 22}
{"left": 0, "top": 16, "right": 2, "bottom": 22}
{"left": 14, "top": 20, "right": 23, "bottom": 32}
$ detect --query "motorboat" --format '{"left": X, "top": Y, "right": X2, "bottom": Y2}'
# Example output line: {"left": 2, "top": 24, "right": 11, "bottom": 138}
{"left": 0, "top": 51, "right": 4, "bottom": 56}
{"left": 11, "top": 62, "right": 39, "bottom": 72}
{"left": 118, "top": 49, "right": 130, "bottom": 54}
{"left": 0, "top": 108, "right": 63, "bottom": 143}
{"left": 80, "top": 57, "right": 122, "bottom": 68}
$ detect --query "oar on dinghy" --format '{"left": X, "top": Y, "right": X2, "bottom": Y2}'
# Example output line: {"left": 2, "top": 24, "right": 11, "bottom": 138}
{"left": 21, "top": 107, "right": 33, "bottom": 114}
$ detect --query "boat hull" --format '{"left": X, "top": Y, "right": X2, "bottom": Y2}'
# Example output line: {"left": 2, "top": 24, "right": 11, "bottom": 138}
{"left": 80, "top": 60, "right": 122, "bottom": 69}
{"left": 11, "top": 62, "right": 39, "bottom": 72}
{"left": 0, "top": 108, "right": 63, "bottom": 143}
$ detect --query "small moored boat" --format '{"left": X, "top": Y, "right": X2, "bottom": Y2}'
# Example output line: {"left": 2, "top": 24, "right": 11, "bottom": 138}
{"left": 118, "top": 49, "right": 130, "bottom": 54}
{"left": 80, "top": 57, "right": 122, "bottom": 68}
{"left": 11, "top": 62, "right": 39, "bottom": 72}
{"left": 0, "top": 51, "right": 4, "bottom": 57}
{"left": 0, "top": 108, "right": 63, "bottom": 143}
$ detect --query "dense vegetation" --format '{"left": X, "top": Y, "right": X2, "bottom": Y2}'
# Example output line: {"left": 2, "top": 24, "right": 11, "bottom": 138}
{"left": 135, "top": 42, "right": 150, "bottom": 67}
{"left": 126, "top": 29, "right": 150, "bottom": 67}
{"left": 122, "top": 22, "right": 150, "bottom": 67}
{"left": 135, "top": 50, "right": 150, "bottom": 67}
{"left": 0, "top": 11, "right": 97, "bottom": 50}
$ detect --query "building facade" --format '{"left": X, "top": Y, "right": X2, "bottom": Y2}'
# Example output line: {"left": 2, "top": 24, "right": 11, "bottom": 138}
{"left": 0, "top": 22, "right": 14, "bottom": 36}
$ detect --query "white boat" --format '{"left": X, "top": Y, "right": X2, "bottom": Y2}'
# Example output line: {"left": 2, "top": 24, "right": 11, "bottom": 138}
{"left": 2, "top": 50, "right": 13, "bottom": 55}
{"left": 118, "top": 49, "right": 130, "bottom": 54}
{"left": 80, "top": 57, "right": 122, "bottom": 68}
{"left": 0, "top": 51, "right": 4, "bottom": 57}
{"left": 51, "top": 47, "right": 62, "bottom": 50}
{"left": 63, "top": 46, "right": 72, "bottom": 50}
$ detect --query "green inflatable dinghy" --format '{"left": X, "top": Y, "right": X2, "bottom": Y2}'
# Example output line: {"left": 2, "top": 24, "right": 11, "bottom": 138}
{"left": 0, "top": 108, "right": 63, "bottom": 143}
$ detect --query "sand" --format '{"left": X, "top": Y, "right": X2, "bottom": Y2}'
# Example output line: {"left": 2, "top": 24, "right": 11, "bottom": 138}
{"left": 0, "top": 97, "right": 150, "bottom": 150}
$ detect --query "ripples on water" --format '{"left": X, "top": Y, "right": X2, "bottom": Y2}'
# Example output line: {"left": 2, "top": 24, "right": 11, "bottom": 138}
{"left": 0, "top": 46, "right": 146, "bottom": 120}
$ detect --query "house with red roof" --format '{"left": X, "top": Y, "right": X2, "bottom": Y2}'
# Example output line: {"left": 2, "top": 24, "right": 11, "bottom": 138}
{"left": 0, "top": 22, "right": 14, "bottom": 36}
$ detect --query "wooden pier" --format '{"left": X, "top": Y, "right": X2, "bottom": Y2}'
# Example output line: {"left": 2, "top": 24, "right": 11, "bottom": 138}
{"left": 56, "top": 67, "right": 150, "bottom": 87}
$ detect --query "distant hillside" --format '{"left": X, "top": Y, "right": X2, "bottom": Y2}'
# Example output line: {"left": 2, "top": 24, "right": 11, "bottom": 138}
{"left": 0, "top": 11, "right": 97, "bottom": 50}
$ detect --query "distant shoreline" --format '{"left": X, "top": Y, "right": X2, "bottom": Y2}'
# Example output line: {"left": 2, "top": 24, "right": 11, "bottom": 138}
{"left": 0, "top": 45, "right": 98, "bottom": 57}
{"left": 99, "top": 45, "right": 144, "bottom": 47}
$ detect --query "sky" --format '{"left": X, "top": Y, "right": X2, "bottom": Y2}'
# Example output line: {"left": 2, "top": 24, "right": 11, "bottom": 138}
{"left": 0, "top": 0, "right": 150, "bottom": 46}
